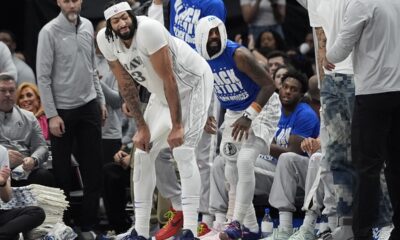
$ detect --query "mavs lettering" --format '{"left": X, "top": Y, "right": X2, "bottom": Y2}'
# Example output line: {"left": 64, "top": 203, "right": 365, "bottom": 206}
{"left": 173, "top": 0, "right": 201, "bottom": 46}
{"left": 123, "top": 56, "right": 146, "bottom": 82}
{"left": 214, "top": 68, "right": 249, "bottom": 102}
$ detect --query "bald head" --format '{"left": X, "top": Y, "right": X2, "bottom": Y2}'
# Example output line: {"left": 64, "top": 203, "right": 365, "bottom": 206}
{"left": 308, "top": 75, "right": 320, "bottom": 101}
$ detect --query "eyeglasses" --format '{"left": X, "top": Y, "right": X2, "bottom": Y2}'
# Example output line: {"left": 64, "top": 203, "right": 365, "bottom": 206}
{"left": 0, "top": 88, "right": 16, "bottom": 95}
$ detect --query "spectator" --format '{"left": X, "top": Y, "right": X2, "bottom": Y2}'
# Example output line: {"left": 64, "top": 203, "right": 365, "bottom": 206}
{"left": 266, "top": 50, "right": 290, "bottom": 76}
{"left": 303, "top": 75, "right": 320, "bottom": 117}
{"left": 36, "top": 0, "right": 106, "bottom": 238}
{"left": 0, "top": 41, "right": 17, "bottom": 80}
{"left": 240, "top": 0, "right": 286, "bottom": 40}
{"left": 0, "top": 145, "right": 46, "bottom": 240}
{"left": 0, "top": 30, "right": 36, "bottom": 86}
{"left": 16, "top": 83, "right": 49, "bottom": 141}
{"left": 255, "top": 29, "right": 286, "bottom": 55}
{"left": 95, "top": 20, "right": 123, "bottom": 166}
{"left": 272, "top": 65, "right": 291, "bottom": 90}
{"left": 0, "top": 75, "right": 53, "bottom": 187}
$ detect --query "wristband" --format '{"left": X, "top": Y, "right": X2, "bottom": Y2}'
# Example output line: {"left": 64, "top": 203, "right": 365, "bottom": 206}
{"left": 243, "top": 102, "right": 262, "bottom": 121}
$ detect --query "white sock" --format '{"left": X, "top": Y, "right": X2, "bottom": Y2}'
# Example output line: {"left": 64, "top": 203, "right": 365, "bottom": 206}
{"left": 302, "top": 211, "right": 317, "bottom": 230}
{"left": 328, "top": 216, "right": 338, "bottom": 230}
{"left": 215, "top": 213, "right": 226, "bottom": 224}
{"left": 243, "top": 206, "right": 259, "bottom": 233}
{"left": 226, "top": 190, "right": 236, "bottom": 221}
{"left": 134, "top": 202, "right": 152, "bottom": 238}
{"left": 279, "top": 211, "right": 293, "bottom": 230}
{"left": 233, "top": 202, "right": 248, "bottom": 224}
{"left": 202, "top": 213, "right": 214, "bottom": 227}
{"left": 170, "top": 195, "right": 182, "bottom": 211}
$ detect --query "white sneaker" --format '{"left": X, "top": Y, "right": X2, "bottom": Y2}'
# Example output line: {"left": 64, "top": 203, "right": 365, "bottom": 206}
{"left": 265, "top": 227, "right": 293, "bottom": 240}
{"left": 378, "top": 225, "right": 394, "bottom": 240}
{"left": 288, "top": 226, "right": 316, "bottom": 240}
{"left": 331, "top": 226, "right": 354, "bottom": 240}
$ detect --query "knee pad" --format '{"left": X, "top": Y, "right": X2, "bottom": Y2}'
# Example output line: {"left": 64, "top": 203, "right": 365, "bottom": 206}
{"left": 173, "top": 147, "right": 196, "bottom": 179}
{"left": 133, "top": 149, "right": 151, "bottom": 182}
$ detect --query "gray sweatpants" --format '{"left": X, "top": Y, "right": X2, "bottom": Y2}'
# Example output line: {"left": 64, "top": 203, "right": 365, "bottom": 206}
{"left": 269, "top": 152, "right": 310, "bottom": 212}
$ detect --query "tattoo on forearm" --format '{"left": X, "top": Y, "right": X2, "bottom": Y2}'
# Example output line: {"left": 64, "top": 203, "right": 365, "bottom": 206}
{"left": 315, "top": 27, "right": 327, "bottom": 51}
{"left": 109, "top": 61, "right": 146, "bottom": 126}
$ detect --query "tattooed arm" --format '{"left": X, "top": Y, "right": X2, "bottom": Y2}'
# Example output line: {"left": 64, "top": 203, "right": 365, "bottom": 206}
{"left": 150, "top": 45, "right": 184, "bottom": 149}
{"left": 234, "top": 47, "right": 276, "bottom": 107}
{"left": 108, "top": 60, "right": 152, "bottom": 151}
{"left": 315, "top": 27, "right": 329, "bottom": 78}
{"left": 229, "top": 47, "right": 276, "bottom": 141}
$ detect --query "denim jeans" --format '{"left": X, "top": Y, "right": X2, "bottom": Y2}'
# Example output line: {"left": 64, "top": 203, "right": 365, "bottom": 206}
{"left": 320, "top": 73, "right": 356, "bottom": 218}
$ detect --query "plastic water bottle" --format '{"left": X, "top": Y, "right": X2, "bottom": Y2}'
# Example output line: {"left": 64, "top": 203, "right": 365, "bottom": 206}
{"left": 261, "top": 208, "right": 274, "bottom": 238}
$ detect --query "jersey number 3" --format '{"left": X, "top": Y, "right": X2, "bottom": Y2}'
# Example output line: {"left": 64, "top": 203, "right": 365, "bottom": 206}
{"left": 131, "top": 71, "right": 146, "bottom": 82}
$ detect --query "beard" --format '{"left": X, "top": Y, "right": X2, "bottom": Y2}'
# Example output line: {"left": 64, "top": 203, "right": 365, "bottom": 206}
{"left": 115, "top": 25, "right": 135, "bottom": 40}
{"left": 66, "top": 12, "right": 78, "bottom": 22}
{"left": 207, "top": 39, "right": 221, "bottom": 58}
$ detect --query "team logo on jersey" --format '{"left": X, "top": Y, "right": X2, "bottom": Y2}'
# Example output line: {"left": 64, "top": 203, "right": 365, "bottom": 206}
{"left": 223, "top": 142, "right": 237, "bottom": 156}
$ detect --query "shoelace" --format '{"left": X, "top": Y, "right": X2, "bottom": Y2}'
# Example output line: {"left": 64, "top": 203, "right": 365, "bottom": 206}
{"left": 162, "top": 210, "right": 176, "bottom": 228}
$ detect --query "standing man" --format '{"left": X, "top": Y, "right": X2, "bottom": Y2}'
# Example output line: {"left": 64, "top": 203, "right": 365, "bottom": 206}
{"left": 36, "top": 0, "right": 106, "bottom": 238}
{"left": 325, "top": 0, "right": 400, "bottom": 239}
{"left": 96, "top": 1, "right": 213, "bottom": 239}
{"left": 195, "top": 16, "right": 278, "bottom": 239}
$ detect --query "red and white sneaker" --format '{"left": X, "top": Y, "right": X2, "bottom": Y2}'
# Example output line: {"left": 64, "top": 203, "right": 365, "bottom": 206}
{"left": 155, "top": 209, "right": 183, "bottom": 240}
{"left": 198, "top": 222, "right": 212, "bottom": 237}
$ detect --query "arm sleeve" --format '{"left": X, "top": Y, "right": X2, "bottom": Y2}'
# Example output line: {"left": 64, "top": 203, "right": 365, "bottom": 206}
{"left": 36, "top": 28, "right": 58, "bottom": 118}
{"left": 137, "top": 19, "right": 168, "bottom": 55}
{"left": 100, "top": 79, "right": 122, "bottom": 109}
{"left": 148, "top": 2, "right": 164, "bottom": 24}
{"left": 96, "top": 29, "right": 119, "bottom": 62}
{"left": 326, "top": 0, "right": 368, "bottom": 63}
{"left": 0, "top": 42, "right": 17, "bottom": 80}
{"left": 29, "top": 115, "right": 49, "bottom": 166}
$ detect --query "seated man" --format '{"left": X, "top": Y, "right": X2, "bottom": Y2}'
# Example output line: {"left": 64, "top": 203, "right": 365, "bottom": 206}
{"left": 0, "top": 145, "right": 46, "bottom": 240}
{"left": 0, "top": 74, "right": 54, "bottom": 187}
{"left": 266, "top": 72, "right": 320, "bottom": 240}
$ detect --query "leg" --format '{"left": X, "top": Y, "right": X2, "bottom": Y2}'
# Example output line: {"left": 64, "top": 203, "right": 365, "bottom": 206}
{"left": 320, "top": 74, "right": 355, "bottom": 220}
{"left": 26, "top": 168, "right": 56, "bottom": 187}
{"left": 209, "top": 155, "right": 229, "bottom": 218}
{"left": 102, "top": 162, "right": 131, "bottom": 234}
{"left": 74, "top": 100, "right": 103, "bottom": 230}
{"left": 101, "top": 139, "right": 122, "bottom": 166}
{"left": 173, "top": 146, "right": 201, "bottom": 237}
{"left": 0, "top": 207, "right": 45, "bottom": 239}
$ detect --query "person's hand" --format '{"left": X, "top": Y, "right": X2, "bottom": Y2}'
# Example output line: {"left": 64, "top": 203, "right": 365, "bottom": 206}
{"left": 204, "top": 116, "right": 217, "bottom": 134}
{"left": 0, "top": 166, "right": 10, "bottom": 186}
{"left": 301, "top": 137, "right": 321, "bottom": 155}
{"left": 49, "top": 116, "right": 65, "bottom": 137}
{"left": 114, "top": 150, "right": 129, "bottom": 162}
{"left": 234, "top": 34, "right": 243, "bottom": 45}
{"left": 168, "top": 124, "right": 184, "bottom": 149}
{"left": 101, "top": 104, "right": 108, "bottom": 126}
{"left": 133, "top": 125, "right": 152, "bottom": 152}
{"left": 22, "top": 157, "right": 35, "bottom": 171}
{"left": 122, "top": 103, "right": 134, "bottom": 118}
{"left": 247, "top": 34, "right": 255, "bottom": 51}
{"left": 8, "top": 150, "right": 24, "bottom": 167}
{"left": 323, "top": 56, "right": 335, "bottom": 71}
{"left": 231, "top": 116, "right": 252, "bottom": 141}
{"left": 113, "top": 150, "right": 131, "bottom": 169}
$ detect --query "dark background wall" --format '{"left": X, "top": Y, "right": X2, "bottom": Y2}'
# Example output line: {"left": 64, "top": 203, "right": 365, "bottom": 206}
{"left": 0, "top": 0, "right": 310, "bottom": 72}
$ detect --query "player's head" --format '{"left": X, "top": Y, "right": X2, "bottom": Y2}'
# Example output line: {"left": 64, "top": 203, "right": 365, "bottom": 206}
{"left": 279, "top": 70, "right": 308, "bottom": 108}
{"left": 195, "top": 16, "right": 227, "bottom": 60}
{"left": 104, "top": 0, "right": 138, "bottom": 42}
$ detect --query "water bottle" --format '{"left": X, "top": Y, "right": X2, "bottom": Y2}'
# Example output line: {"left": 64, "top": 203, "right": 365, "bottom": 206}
{"left": 261, "top": 208, "right": 273, "bottom": 238}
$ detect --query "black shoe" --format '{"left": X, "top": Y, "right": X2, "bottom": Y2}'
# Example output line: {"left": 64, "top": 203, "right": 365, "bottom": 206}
{"left": 174, "top": 229, "right": 199, "bottom": 240}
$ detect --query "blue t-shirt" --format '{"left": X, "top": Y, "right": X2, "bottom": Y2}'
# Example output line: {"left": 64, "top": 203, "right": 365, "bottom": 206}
{"left": 170, "top": 0, "right": 226, "bottom": 49}
{"left": 207, "top": 40, "right": 260, "bottom": 111}
{"left": 274, "top": 102, "right": 320, "bottom": 148}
